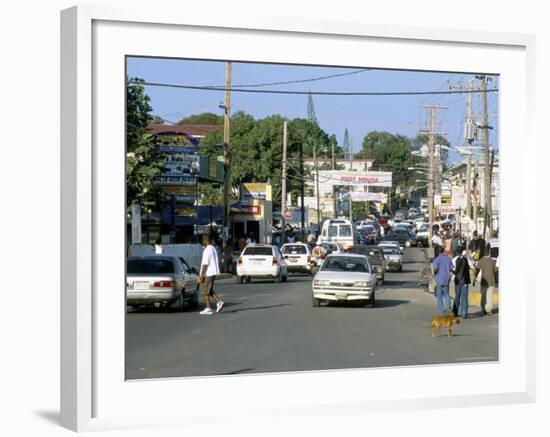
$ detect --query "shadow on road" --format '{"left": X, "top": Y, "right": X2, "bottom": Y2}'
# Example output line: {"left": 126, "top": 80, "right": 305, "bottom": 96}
{"left": 325, "top": 299, "right": 409, "bottom": 309}
{"left": 221, "top": 367, "right": 256, "bottom": 375}
{"left": 225, "top": 303, "right": 290, "bottom": 314}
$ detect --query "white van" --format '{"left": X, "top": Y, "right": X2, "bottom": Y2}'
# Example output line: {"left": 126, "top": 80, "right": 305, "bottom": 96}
{"left": 319, "top": 219, "right": 357, "bottom": 250}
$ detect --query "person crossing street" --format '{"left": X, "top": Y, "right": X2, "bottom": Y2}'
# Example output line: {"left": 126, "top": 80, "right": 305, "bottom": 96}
{"left": 198, "top": 234, "right": 224, "bottom": 315}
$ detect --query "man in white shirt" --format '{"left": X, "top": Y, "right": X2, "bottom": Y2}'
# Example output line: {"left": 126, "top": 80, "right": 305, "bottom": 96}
{"left": 198, "top": 234, "right": 224, "bottom": 315}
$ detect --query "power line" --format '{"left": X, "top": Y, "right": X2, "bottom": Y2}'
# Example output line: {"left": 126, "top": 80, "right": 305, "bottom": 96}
{"left": 230, "top": 68, "right": 371, "bottom": 88}
{"left": 128, "top": 79, "right": 499, "bottom": 97}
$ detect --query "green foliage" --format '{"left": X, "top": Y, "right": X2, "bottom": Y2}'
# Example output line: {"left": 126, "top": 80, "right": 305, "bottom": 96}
{"left": 177, "top": 112, "right": 224, "bottom": 125}
{"left": 198, "top": 183, "right": 223, "bottom": 206}
{"left": 126, "top": 77, "right": 166, "bottom": 212}
{"left": 356, "top": 131, "right": 416, "bottom": 194}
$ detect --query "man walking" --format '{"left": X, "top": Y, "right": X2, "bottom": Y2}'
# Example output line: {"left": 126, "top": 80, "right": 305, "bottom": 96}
{"left": 198, "top": 234, "right": 224, "bottom": 315}
{"left": 468, "top": 230, "right": 486, "bottom": 262}
{"left": 475, "top": 252, "right": 498, "bottom": 316}
{"left": 452, "top": 250, "right": 471, "bottom": 318}
{"left": 432, "top": 246, "right": 454, "bottom": 315}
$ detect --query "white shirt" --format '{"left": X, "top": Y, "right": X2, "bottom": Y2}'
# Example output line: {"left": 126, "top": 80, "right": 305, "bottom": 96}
{"left": 201, "top": 244, "right": 220, "bottom": 277}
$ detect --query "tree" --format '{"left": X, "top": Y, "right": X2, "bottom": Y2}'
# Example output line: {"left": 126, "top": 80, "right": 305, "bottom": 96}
{"left": 356, "top": 130, "right": 416, "bottom": 197}
{"left": 150, "top": 115, "right": 165, "bottom": 124}
{"left": 198, "top": 183, "right": 223, "bottom": 206}
{"left": 199, "top": 112, "right": 337, "bottom": 212}
{"left": 126, "top": 77, "right": 165, "bottom": 212}
{"left": 177, "top": 112, "right": 223, "bottom": 125}
{"left": 343, "top": 128, "right": 351, "bottom": 159}
{"left": 411, "top": 134, "right": 450, "bottom": 170}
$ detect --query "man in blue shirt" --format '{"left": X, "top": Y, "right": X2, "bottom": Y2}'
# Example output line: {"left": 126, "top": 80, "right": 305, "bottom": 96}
{"left": 432, "top": 246, "right": 454, "bottom": 315}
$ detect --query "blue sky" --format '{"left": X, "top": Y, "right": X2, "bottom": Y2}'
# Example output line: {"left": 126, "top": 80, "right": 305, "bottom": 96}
{"left": 127, "top": 57, "right": 499, "bottom": 164}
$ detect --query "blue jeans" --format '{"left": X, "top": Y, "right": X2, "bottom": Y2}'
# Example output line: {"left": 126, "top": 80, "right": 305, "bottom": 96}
{"left": 454, "top": 283, "right": 469, "bottom": 317}
{"left": 435, "top": 283, "right": 451, "bottom": 315}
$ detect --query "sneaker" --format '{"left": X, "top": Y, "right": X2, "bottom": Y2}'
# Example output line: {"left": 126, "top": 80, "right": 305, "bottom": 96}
{"left": 216, "top": 300, "right": 225, "bottom": 313}
{"left": 199, "top": 308, "right": 214, "bottom": 315}
{"left": 486, "top": 311, "right": 493, "bottom": 316}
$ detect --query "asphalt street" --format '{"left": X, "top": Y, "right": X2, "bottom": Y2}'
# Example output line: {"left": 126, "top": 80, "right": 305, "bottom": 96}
{"left": 126, "top": 247, "right": 499, "bottom": 380}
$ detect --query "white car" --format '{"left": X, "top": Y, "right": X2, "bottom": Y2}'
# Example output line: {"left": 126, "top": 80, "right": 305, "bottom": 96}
{"left": 312, "top": 254, "right": 377, "bottom": 307}
{"left": 378, "top": 240, "right": 403, "bottom": 252}
{"left": 379, "top": 245, "right": 403, "bottom": 272}
{"left": 281, "top": 243, "right": 314, "bottom": 275}
{"left": 236, "top": 244, "right": 288, "bottom": 283}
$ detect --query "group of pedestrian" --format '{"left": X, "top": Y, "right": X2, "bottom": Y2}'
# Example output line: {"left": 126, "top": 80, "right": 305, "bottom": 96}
{"left": 432, "top": 230, "right": 499, "bottom": 318}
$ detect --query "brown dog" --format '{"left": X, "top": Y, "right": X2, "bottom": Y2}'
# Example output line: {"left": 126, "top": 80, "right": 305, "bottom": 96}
{"left": 431, "top": 316, "right": 461, "bottom": 337}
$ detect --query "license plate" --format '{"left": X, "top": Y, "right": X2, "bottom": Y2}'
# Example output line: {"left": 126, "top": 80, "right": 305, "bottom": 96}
{"left": 290, "top": 259, "right": 298, "bottom": 263}
{"left": 134, "top": 282, "right": 150, "bottom": 290}
{"left": 335, "top": 293, "right": 347, "bottom": 300}
{"left": 251, "top": 260, "right": 263, "bottom": 265}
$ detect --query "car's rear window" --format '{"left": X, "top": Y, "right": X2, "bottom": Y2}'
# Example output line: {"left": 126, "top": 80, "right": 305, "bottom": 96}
{"left": 339, "top": 225, "right": 352, "bottom": 237}
{"left": 351, "top": 246, "right": 369, "bottom": 255}
{"left": 321, "top": 257, "right": 368, "bottom": 272}
{"left": 243, "top": 247, "right": 273, "bottom": 256}
{"left": 127, "top": 259, "right": 175, "bottom": 274}
{"left": 281, "top": 245, "right": 307, "bottom": 254}
{"left": 382, "top": 248, "right": 400, "bottom": 255}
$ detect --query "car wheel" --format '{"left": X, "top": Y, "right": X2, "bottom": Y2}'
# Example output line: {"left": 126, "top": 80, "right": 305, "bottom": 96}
{"left": 236, "top": 275, "right": 243, "bottom": 284}
{"left": 245, "top": 276, "right": 252, "bottom": 283}
{"left": 366, "top": 292, "right": 375, "bottom": 308}
{"left": 173, "top": 290, "right": 185, "bottom": 312}
{"left": 398, "top": 265, "right": 403, "bottom": 272}
{"left": 282, "top": 274, "right": 288, "bottom": 282}
{"left": 312, "top": 295, "right": 321, "bottom": 307}
{"left": 274, "top": 273, "right": 282, "bottom": 283}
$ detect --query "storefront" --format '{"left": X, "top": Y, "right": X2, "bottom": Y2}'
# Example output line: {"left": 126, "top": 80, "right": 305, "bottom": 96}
{"left": 230, "top": 183, "right": 273, "bottom": 247}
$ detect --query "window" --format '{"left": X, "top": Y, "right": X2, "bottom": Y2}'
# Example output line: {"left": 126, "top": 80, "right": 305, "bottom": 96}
{"left": 127, "top": 259, "right": 175, "bottom": 274}
{"left": 243, "top": 247, "right": 273, "bottom": 256}
{"left": 328, "top": 225, "right": 338, "bottom": 237}
{"left": 339, "top": 225, "right": 352, "bottom": 237}
{"left": 321, "top": 257, "right": 368, "bottom": 272}
{"left": 281, "top": 245, "right": 308, "bottom": 254}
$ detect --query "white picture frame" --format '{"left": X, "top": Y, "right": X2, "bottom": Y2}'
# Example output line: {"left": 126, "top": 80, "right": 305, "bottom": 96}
{"left": 61, "top": 5, "right": 536, "bottom": 432}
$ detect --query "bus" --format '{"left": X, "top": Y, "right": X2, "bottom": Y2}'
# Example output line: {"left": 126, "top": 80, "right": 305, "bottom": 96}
{"left": 319, "top": 219, "right": 357, "bottom": 250}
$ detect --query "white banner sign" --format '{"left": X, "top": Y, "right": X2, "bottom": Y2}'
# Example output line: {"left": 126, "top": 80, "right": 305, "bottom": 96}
{"left": 321, "top": 171, "right": 392, "bottom": 187}
{"left": 348, "top": 192, "right": 388, "bottom": 203}
{"left": 452, "top": 185, "right": 466, "bottom": 209}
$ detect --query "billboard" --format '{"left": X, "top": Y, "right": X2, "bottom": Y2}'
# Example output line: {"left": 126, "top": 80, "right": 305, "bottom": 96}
{"left": 321, "top": 171, "right": 392, "bottom": 187}
{"left": 241, "top": 183, "right": 272, "bottom": 201}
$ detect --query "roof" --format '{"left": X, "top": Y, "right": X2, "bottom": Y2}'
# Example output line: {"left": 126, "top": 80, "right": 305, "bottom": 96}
{"left": 148, "top": 123, "right": 220, "bottom": 137}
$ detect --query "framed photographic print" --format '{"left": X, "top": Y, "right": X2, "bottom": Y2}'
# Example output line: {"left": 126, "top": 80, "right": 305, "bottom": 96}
{"left": 61, "top": 5, "right": 536, "bottom": 432}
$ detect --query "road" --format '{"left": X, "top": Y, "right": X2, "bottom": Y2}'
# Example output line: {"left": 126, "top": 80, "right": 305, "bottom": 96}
{"left": 126, "top": 247, "right": 498, "bottom": 380}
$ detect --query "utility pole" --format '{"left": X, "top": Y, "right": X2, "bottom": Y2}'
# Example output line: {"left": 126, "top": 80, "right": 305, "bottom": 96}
{"left": 420, "top": 104, "right": 447, "bottom": 249}
{"left": 465, "top": 79, "right": 474, "bottom": 221}
{"left": 281, "top": 121, "right": 288, "bottom": 243}
{"left": 331, "top": 139, "right": 335, "bottom": 171}
{"left": 477, "top": 75, "right": 492, "bottom": 239}
{"left": 483, "top": 148, "right": 496, "bottom": 241}
{"left": 313, "top": 144, "right": 321, "bottom": 231}
{"left": 299, "top": 141, "right": 305, "bottom": 239}
{"left": 222, "top": 62, "right": 232, "bottom": 246}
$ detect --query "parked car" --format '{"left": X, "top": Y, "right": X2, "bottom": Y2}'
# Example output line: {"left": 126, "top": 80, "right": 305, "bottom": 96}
{"left": 381, "top": 229, "right": 418, "bottom": 248}
{"left": 126, "top": 255, "right": 199, "bottom": 311}
{"left": 236, "top": 244, "right": 288, "bottom": 283}
{"left": 281, "top": 242, "right": 315, "bottom": 275}
{"left": 312, "top": 254, "right": 377, "bottom": 307}
{"left": 351, "top": 245, "right": 386, "bottom": 285}
{"left": 380, "top": 245, "right": 403, "bottom": 272}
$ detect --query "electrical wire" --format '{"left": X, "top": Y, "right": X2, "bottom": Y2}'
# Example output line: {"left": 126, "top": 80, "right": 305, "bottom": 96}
{"left": 128, "top": 79, "right": 499, "bottom": 97}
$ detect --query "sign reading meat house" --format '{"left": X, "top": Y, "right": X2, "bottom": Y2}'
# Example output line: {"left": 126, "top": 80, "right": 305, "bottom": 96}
{"left": 322, "top": 171, "right": 393, "bottom": 187}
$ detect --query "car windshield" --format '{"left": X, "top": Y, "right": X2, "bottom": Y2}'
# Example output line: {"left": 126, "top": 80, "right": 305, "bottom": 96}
{"left": 382, "top": 248, "right": 400, "bottom": 255}
{"left": 243, "top": 247, "right": 273, "bottom": 256}
{"left": 127, "top": 259, "right": 175, "bottom": 274}
{"left": 281, "top": 245, "right": 307, "bottom": 254}
{"left": 321, "top": 257, "right": 368, "bottom": 272}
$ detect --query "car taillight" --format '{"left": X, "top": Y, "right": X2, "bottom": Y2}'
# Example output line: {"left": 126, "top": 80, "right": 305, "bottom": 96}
{"left": 153, "top": 281, "right": 175, "bottom": 288}
{"left": 347, "top": 247, "right": 353, "bottom": 253}
{"left": 238, "top": 256, "right": 243, "bottom": 264}
{"left": 272, "top": 257, "right": 278, "bottom": 265}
